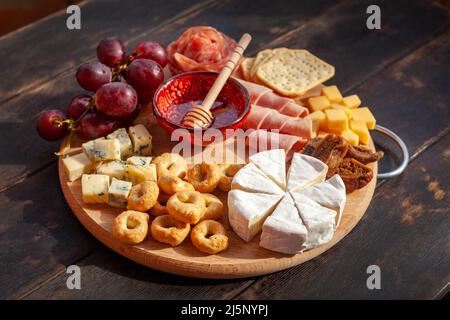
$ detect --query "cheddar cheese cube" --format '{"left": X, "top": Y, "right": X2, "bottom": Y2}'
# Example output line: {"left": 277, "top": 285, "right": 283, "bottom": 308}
{"left": 125, "top": 163, "right": 157, "bottom": 185}
{"left": 308, "top": 111, "right": 326, "bottom": 135}
{"left": 62, "top": 152, "right": 93, "bottom": 182}
{"left": 81, "top": 174, "right": 110, "bottom": 204}
{"left": 341, "top": 95, "right": 361, "bottom": 109}
{"left": 340, "top": 130, "right": 359, "bottom": 146}
{"left": 324, "top": 109, "right": 348, "bottom": 133}
{"left": 93, "top": 138, "right": 121, "bottom": 161}
{"left": 350, "top": 120, "right": 370, "bottom": 144}
{"left": 108, "top": 178, "right": 132, "bottom": 208}
{"left": 308, "top": 96, "right": 330, "bottom": 112}
{"left": 331, "top": 103, "right": 352, "bottom": 120}
{"left": 322, "top": 85, "right": 343, "bottom": 103}
{"left": 351, "top": 107, "right": 376, "bottom": 129}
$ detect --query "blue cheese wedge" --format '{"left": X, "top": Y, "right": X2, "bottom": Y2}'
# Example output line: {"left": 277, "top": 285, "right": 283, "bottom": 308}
{"left": 81, "top": 174, "right": 110, "bottom": 204}
{"left": 125, "top": 163, "right": 157, "bottom": 185}
{"left": 126, "top": 156, "right": 152, "bottom": 167}
{"left": 107, "top": 128, "right": 133, "bottom": 159}
{"left": 129, "top": 124, "right": 152, "bottom": 156}
{"left": 62, "top": 152, "right": 93, "bottom": 182}
{"left": 108, "top": 178, "right": 132, "bottom": 208}
{"left": 93, "top": 138, "right": 121, "bottom": 161}
{"left": 96, "top": 160, "right": 128, "bottom": 180}
{"left": 82, "top": 137, "right": 105, "bottom": 160}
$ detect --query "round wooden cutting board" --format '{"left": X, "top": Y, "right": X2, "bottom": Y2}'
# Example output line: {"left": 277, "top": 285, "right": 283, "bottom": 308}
{"left": 58, "top": 109, "right": 377, "bottom": 279}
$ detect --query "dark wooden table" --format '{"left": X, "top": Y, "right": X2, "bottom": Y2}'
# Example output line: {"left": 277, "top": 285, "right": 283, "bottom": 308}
{"left": 0, "top": 0, "right": 449, "bottom": 300}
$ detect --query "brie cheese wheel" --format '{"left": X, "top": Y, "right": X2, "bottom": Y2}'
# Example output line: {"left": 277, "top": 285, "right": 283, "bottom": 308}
{"left": 260, "top": 194, "right": 308, "bottom": 254}
{"left": 286, "top": 153, "right": 328, "bottom": 191}
{"left": 294, "top": 174, "right": 346, "bottom": 228}
{"left": 290, "top": 191, "right": 336, "bottom": 250}
{"left": 231, "top": 162, "right": 284, "bottom": 195}
{"left": 228, "top": 189, "right": 283, "bottom": 242}
{"left": 249, "top": 149, "right": 286, "bottom": 189}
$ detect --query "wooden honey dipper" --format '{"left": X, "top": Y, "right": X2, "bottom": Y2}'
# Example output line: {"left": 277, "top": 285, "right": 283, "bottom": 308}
{"left": 181, "top": 33, "right": 252, "bottom": 129}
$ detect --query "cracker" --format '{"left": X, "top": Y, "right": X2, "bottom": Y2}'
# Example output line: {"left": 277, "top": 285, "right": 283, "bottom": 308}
{"left": 256, "top": 49, "right": 335, "bottom": 97}
{"left": 250, "top": 48, "right": 289, "bottom": 81}
{"left": 240, "top": 57, "right": 255, "bottom": 81}
{"left": 249, "top": 49, "right": 273, "bottom": 81}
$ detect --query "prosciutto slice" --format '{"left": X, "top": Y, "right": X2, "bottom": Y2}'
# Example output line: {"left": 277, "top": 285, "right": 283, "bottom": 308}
{"left": 167, "top": 26, "right": 238, "bottom": 74}
{"left": 246, "top": 130, "right": 307, "bottom": 161}
{"left": 238, "top": 79, "right": 308, "bottom": 117}
{"left": 243, "top": 105, "right": 312, "bottom": 139}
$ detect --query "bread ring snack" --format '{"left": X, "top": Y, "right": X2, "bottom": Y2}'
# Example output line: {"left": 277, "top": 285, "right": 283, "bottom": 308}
{"left": 201, "top": 193, "right": 224, "bottom": 221}
{"left": 127, "top": 181, "right": 159, "bottom": 212}
{"left": 191, "top": 220, "right": 229, "bottom": 254}
{"left": 218, "top": 164, "right": 244, "bottom": 192}
{"left": 151, "top": 215, "right": 190, "bottom": 246}
{"left": 112, "top": 210, "right": 149, "bottom": 244}
{"left": 149, "top": 192, "right": 171, "bottom": 217}
{"left": 158, "top": 175, "right": 194, "bottom": 195}
{"left": 186, "top": 163, "right": 221, "bottom": 193}
{"left": 152, "top": 153, "right": 187, "bottom": 178}
{"left": 167, "top": 190, "right": 206, "bottom": 224}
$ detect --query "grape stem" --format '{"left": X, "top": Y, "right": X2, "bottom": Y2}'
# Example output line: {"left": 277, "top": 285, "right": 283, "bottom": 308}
{"left": 55, "top": 96, "right": 96, "bottom": 157}
{"left": 111, "top": 53, "right": 137, "bottom": 81}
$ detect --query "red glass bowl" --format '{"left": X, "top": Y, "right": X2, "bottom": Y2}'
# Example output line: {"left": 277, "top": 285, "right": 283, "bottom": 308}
{"left": 153, "top": 71, "right": 251, "bottom": 137}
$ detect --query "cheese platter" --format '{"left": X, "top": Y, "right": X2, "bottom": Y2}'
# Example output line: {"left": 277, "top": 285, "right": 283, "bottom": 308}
{"left": 35, "top": 25, "right": 393, "bottom": 278}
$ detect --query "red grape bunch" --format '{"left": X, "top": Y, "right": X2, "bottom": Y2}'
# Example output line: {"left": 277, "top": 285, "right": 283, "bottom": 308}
{"left": 36, "top": 37, "right": 168, "bottom": 147}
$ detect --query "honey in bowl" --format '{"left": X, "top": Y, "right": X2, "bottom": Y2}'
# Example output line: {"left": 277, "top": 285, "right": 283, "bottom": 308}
{"left": 153, "top": 71, "right": 251, "bottom": 135}
{"left": 166, "top": 100, "right": 239, "bottom": 128}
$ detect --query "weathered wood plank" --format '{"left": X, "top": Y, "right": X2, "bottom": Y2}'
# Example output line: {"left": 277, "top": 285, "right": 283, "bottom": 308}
{"left": 0, "top": 163, "right": 97, "bottom": 299}
{"left": 0, "top": 0, "right": 213, "bottom": 102}
{"left": 235, "top": 32, "right": 450, "bottom": 299}
{"left": 0, "top": 0, "right": 343, "bottom": 191}
{"left": 25, "top": 246, "right": 254, "bottom": 300}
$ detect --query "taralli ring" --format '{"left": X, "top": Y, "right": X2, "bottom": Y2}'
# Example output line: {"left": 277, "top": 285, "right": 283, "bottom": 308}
{"left": 158, "top": 175, "right": 194, "bottom": 195}
{"left": 191, "top": 220, "right": 229, "bottom": 254}
{"left": 149, "top": 192, "right": 171, "bottom": 217}
{"left": 186, "top": 163, "right": 222, "bottom": 193}
{"left": 167, "top": 190, "right": 206, "bottom": 224}
{"left": 112, "top": 210, "right": 149, "bottom": 245}
{"left": 150, "top": 215, "right": 191, "bottom": 246}
{"left": 152, "top": 153, "right": 187, "bottom": 178}
{"left": 127, "top": 181, "right": 159, "bottom": 212}
{"left": 201, "top": 193, "right": 224, "bottom": 221}
{"left": 218, "top": 164, "right": 244, "bottom": 192}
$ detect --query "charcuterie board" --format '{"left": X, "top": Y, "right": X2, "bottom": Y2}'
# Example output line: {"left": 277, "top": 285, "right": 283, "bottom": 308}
{"left": 58, "top": 114, "right": 377, "bottom": 279}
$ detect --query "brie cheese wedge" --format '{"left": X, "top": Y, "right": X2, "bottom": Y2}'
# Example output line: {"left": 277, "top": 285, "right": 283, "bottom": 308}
{"left": 294, "top": 174, "right": 346, "bottom": 228}
{"left": 228, "top": 189, "right": 283, "bottom": 242}
{"left": 249, "top": 149, "right": 286, "bottom": 189}
{"left": 260, "top": 194, "right": 308, "bottom": 254}
{"left": 231, "top": 162, "right": 284, "bottom": 195}
{"left": 287, "top": 153, "right": 328, "bottom": 191}
{"left": 290, "top": 191, "right": 336, "bottom": 250}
